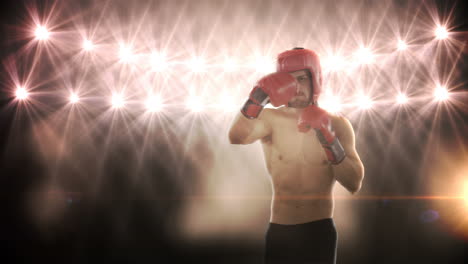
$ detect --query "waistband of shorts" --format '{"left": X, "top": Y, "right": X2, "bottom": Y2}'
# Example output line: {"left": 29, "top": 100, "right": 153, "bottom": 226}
{"left": 268, "top": 218, "right": 334, "bottom": 229}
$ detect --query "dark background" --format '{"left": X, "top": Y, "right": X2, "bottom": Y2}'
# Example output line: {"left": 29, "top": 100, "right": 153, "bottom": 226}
{"left": 1, "top": 0, "right": 467, "bottom": 263}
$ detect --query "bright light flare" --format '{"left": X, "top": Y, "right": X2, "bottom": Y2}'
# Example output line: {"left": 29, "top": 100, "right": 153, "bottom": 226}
{"left": 35, "top": 26, "right": 50, "bottom": 40}
{"left": 434, "top": 86, "right": 449, "bottom": 101}
{"left": 323, "top": 55, "right": 347, "bottom": 72}
{"left": 145, "top": 95, "right": 163, "bottom": 112}
{"left": 111, "top": 93, "right": 125, "bottom": 108}
{"left": 119, "top": 45, "right": 133, "bottom": 62}
{"left": 357, "top": 95, "right": 373, "bottom": 109}
{"left": 397, "top": 40, "right": 408, "bottom": 51}
{"left": 396, "top": 93, "right": 408, "bottom": 104}
{"left": 223, "top": 58, "right": 238, "bottom": 72}
{"left": 83, "top": 40, "right": 94, "bottom": 51}
{"left": 464, "top": 181, "right": 468, "bottom": 205}
{"left": 218, "top": 93, "right": 237, "bottom": 112}
{"left": 252, "top": 56, "right": 275, "bottom": 73}
{"left": 150, "top": 52, "right": 168, "bottom": 72}
{"left": 320, "top": 94, "right": 342, "bottom": 113}
{"left": 435, "top": 25, "right": 449, "bottom": 40}
{"left": 186, "top": 96, "right": 203, "bottom": 112}
{"left": 15, "top": 87, "right": 29, "bottom": 100}
{"left": 355, "top": 47, "right": 374, "bottom": 65}
{"left": 188, "top": 57, "right": 207, "bottom": 73}
{"left": 69, "top": 93, "right": 80, "bottom": 104}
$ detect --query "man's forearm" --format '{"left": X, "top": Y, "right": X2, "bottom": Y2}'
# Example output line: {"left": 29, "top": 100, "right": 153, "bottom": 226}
{"left": 229, "top": 113, "right": 256, "bottom": 144}
{"left": 331, "top": 156, "right": 364, "bottom": 194}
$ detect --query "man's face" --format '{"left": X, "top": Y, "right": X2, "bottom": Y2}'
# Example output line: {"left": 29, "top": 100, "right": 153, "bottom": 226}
{"left": 288, "top": 69, "right": 312, "bottom": 108}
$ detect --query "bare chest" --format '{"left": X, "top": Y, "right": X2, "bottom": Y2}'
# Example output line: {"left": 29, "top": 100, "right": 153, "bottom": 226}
{"left": 261, "top": 115, "right": 334, "bottom": 194}
{"left": 269, "top": 117, "right": 327, "bottom": 165}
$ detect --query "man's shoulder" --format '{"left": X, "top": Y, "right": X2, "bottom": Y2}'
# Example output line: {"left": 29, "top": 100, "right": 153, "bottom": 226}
{"left": 329, "top": 112, "right": 347, "bottom": 123}
{"left": 329, "top": 113, "right": 354, "bottom": 139}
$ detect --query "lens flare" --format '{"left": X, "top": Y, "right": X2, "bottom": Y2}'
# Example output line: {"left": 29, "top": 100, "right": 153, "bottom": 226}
{"left": 150, "top": 52, "right": 168, "bottom": 72}
{"left": 323, "top": 55, "right": 347, "bottom": 72}
{"left": 111, "top": 93, "right": 125, "bottom": 108}
{"left": 186, "top": 96, "right": 203, "bottom": 112}
{"left": 435, "top": 25, "right": 449, "bottom": 40}
{"left": 145, "top": 95, "right": 163, "bottom": 112}
{"left": 434, "top": 85, "right": 449, "bottom": 101}
{"left": 464, "top": 181, "right": 468, "bottom": 206}
{"left": 83, "top": 40, "right": 94, "bottom": 51}
{"left": 35, "top": 25, "right": 50, "bottom": 40}
{"left": 69, "top": 93, "right": 80, "bottom": 104}
{"left": 119, "top": 45, "right": 133, "bottom": 63}
{"left": 396, "top": 93, "right": 408, "bottom": 104}
{"left": 223, "top": 58, "right": 238, "bottom": 73}
{"left": 218, "top": 93, "right": 237, "bottom": 112}
{"left": 252, "top": 56, "right": 275, "bottom": 73}
{"left": 397, "top": 40, "right": 408, "bottom": 51}
{"left": 357, "top": 95, "right": 373, "bottom": 109}
{"left": 320, "top": 94, "right": 342, "bottom": 113}
{"left": 355, "top": 47, "right": 374, "bottom": 65}
{"left": 15, "top": 87, "right": 29, "bottom": 100}
{"left": 188, "top": 57, "right": 207, "bottom": 73}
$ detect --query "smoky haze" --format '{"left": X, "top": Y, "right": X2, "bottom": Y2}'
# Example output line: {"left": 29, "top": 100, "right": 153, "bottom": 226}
{"left": 1, "top": 0, "right": 467, "bottom": 263}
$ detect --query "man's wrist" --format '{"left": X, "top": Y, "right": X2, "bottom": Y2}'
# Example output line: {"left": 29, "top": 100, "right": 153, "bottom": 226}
{"left": 240, "top": 99, "right": 264, "bottom": 119}
{"left": 241, "top": 87, "right": 270, "bottom": 119}
{"left": 315, "top": 129, "right": 346, "bottom": 164}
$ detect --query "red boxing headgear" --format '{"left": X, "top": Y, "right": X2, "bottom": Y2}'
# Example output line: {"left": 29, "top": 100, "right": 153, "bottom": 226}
{"left": 277, "top": 48, "right": 322, "bottom": 104}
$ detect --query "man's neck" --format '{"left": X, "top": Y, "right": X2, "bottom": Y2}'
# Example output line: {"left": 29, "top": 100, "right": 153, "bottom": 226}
{"left": 282, "top": 106, "right": 306, "bottom": 116}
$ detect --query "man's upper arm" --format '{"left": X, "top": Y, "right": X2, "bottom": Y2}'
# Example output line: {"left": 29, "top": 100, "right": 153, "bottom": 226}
{"left": 229, "top": 109, "right": 273, "bottom": 145}
{"left": 334, "top": 116, "right": 362, "bottom": 167}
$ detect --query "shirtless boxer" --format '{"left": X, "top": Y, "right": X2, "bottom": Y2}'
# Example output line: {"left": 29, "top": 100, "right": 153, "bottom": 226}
{"left": 228, "top": 48, "right": 364, "bottom": 264}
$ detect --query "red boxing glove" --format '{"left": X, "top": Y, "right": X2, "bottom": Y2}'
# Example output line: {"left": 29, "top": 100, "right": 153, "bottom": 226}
{"left": 241, "top": 72, "right": 298, "bottom": 119}
{"left": 298, "top": 105, "right": 346, "bottom": 164}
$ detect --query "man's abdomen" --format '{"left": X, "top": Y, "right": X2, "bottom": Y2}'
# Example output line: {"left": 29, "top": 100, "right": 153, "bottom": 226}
{"left": 268, "top": 162, "right": 335, "bottom": 224}
{"left": 270, "top": 193, "right": 334, "bottom": 224}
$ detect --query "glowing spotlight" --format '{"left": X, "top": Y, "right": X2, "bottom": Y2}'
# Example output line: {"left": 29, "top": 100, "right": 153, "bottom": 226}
{"left": 15, "top": 87, "right": 29, "bottom": 100}
{"left": 396, "top": 93, "right": 408, "bottom": 104}
{"left": 69, "top": 93, "right": 80, "bottom": 104}
{"left": 223, "top": 58, "right": 238, "bottom": 72}
{"left": 188, "top": 57, "right": 207, "bottom": 73}
{"left": 323, "top": 55, "right": 347, "bottom": 71}
{"left": 252, "top": 56, "right": 275, "bottom": 73}
{"left": 435, "top": 25, "right": 449, "bottom": 40}
{"left": 397, "top": 40, "right": 408, "bottom": 51}
{"left": 83, "top": 40, "right": 94, "bottom": 51}
{"left": 218, "top": 93, "right": 237, "bottom": 112}
{"left": 434, "top": 85, "right": 449, "bottom": 101}
{"left": 357, "top": 95, "right": 373, "bottom": 109}
{"left": 186, "top": 96, "right": 203, "bottom": 112}
{"left": 355, "top": 47, "right": 374, "bottom": 65}
{"left": 150, "top": 52, "right": 168, "bottom": 72}
{"left": 119, "top": 45, "right": 133, "bottom": 62}
{"left": 145, "top": 95, "right": 163, "bottom": 112}
{"left": 34, "top": 25, "right": 50, "bottom": 40}
{"left": 320, "top": 94, "right": 342, "bottom": 113}
{"left": 111, "top": 93, "right": 125, "bottom": 108}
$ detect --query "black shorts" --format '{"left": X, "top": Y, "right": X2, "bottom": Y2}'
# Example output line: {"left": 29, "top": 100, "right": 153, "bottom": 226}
{"left": 264, "top": 218, "right": 337, "bottom": 264}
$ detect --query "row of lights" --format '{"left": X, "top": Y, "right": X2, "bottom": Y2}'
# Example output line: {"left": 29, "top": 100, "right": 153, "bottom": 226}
{"left": 23, "top": 24, "right": 452, "bottom": 114}
{"left": 36, "top": 25, "right": 451, "bottom": 46}
{"left": 33, "top": 24, "right": 452, "bottom": 73}
{"left": 14, "top": 85, "right": 451, "bottom": 113}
